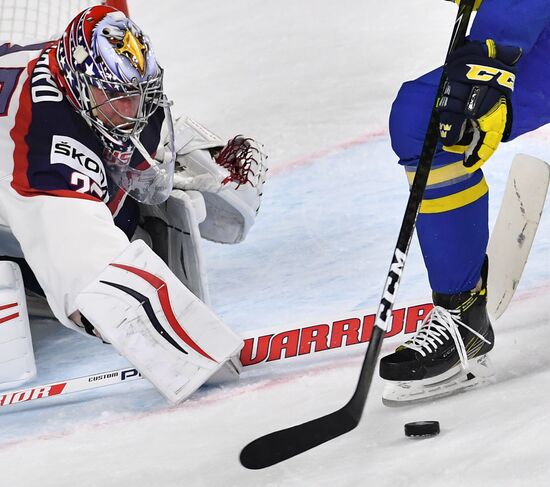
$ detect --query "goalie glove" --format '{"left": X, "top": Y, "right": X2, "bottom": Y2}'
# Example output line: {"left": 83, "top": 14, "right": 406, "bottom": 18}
{"left": 436, "top": 39, "right": 522, "bottom": 172}
{"left": 198, "top": 134, "right": 267, "bottom": 243}
{"left": 167, "top": 117, "right": 267, "bottom": 243}
{"left": 168, "top": 117, "right": 266, "bottom": 194}
{"left": 212, "top": 136, "right": 264, "bottom": 189}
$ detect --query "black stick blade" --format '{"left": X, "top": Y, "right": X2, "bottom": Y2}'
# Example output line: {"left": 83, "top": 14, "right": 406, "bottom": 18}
{"left": 240, "top": 407, "right": 358, "bottom": 470}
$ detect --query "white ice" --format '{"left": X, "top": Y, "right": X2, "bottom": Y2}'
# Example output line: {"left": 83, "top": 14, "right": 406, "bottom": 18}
{"left": 2, "top": 1, "right": 550, "bottom": 486}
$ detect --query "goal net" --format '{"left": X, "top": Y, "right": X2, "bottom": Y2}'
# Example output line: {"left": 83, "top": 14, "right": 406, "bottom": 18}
{"left": 0, "top": 1, "right": 128, "bottom": 43}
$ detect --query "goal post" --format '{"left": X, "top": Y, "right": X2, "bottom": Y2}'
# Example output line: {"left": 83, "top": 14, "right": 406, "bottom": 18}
{"left": 0, "top": 0, "right": 129, "bottom": 43}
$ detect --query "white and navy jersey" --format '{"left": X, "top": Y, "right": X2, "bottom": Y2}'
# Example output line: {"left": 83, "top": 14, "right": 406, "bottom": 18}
{"left": 0, "top": 42, "right": 164, "bottom": 239}
{"left": 0, "top": 42, "right": 163, "bottom": 330}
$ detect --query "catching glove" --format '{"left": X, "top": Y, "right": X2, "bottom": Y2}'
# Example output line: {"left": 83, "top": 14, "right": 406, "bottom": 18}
{"left": 436, "top": 39, "right": 522, "bottom": 172}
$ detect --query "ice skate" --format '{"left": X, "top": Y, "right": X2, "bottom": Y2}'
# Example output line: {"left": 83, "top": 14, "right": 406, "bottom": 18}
{"left": 380, "top": 268, "right": 495, "bottom": 406}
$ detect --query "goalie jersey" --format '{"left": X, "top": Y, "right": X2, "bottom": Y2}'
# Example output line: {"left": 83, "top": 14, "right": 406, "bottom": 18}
{"left": 0, "top": 42, "right": 164, "bottom": 241}
{"left": 0, "top": 39, "right": 266, "bottom": 331}
{"left": 0, "top": 41, "right": 166, "bottom": 327}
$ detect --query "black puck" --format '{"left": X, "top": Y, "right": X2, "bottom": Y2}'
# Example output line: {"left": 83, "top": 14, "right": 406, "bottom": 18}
{"left": 404, "top": 421, "right": 440, "bottom": 438}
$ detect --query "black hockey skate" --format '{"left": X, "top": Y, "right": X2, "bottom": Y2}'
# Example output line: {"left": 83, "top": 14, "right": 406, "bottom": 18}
{"left": 379, "top": 268, "right": 495, "bottom": 406}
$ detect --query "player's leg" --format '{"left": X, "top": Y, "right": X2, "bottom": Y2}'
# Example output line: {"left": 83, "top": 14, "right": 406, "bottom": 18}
{"left": 379, "top": 67, "right": 495, "bottom": 403}
{"left": 390, "top": 66, "right": 490, "bottom": 294}
{"left": 380, "top": 49, "right": 550, "bottom": 403}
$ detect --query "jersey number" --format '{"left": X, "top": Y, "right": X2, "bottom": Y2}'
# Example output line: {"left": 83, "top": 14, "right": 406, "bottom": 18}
{"left": 0, "top": 67, "right": 24, "bottom": 116}
{"left": 70, "top": 172, "right": 104, "bottom": 200}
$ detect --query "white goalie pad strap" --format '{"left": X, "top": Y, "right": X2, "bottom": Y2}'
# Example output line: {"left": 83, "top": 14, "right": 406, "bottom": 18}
{"left": 139, "top": 190, "right": 210, "bottom": 303}
{"left": 75, "top": 240, "right": 243, "bottom": 404}
{"left": 0, "top": 261, "right": 36, "bottom": 390}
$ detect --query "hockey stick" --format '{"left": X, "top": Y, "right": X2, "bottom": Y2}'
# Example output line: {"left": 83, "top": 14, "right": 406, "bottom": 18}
{"left": 487, "top": 154, "right": 550, "bottom": 319}
{"left": 6, "top": 162, "right": 546, "bottom": 415}
{"left": 13, "top": 149, "right": 545, "bottom": 412}
{"left": 239, "top": 0, "right": 477, "bottom": 470}
{"left": 0, "top": 367, "right": 142, "bottom": 408}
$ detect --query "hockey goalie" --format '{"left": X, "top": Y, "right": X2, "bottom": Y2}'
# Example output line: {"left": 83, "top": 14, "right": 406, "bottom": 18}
{"left": 0, "top": 5, "right": 266, "bottom": 403}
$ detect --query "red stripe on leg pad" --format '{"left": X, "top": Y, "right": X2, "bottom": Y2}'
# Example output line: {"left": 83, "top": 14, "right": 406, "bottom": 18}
{"left": 110, "top": 263, "right": 216, "bottom": 362}
{"left": 0, "top": 303, "right": 17, "bottom": 311}
{"left": 0, "top": 312, "right": 19, "bottom": 325}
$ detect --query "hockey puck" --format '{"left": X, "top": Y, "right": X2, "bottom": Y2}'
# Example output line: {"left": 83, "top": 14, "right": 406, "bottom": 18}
{"left": 404, "top": 421, "right": 440, "bottom": 438}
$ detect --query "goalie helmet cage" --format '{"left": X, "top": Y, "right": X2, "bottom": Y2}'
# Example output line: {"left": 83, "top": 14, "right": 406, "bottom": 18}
{"left": 0, "top": 0, "right": 129, "bottom": 43}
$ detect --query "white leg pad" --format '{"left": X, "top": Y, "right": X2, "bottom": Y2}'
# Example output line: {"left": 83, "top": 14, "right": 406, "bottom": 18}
{"left": 75, "top": 240, "right": 243, "bottom": 404}
{"left": 0, "top": 261, "right": 36, "bottom": 390}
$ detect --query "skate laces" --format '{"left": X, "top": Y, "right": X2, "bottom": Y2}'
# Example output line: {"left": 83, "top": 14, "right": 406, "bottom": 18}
{"left": 403, "top": 306, "right": 491, "bottom": 370}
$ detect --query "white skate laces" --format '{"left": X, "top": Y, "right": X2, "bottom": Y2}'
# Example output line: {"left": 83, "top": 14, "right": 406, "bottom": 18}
{"left": 403, "top": 306, "right": 492, "bottom": 371}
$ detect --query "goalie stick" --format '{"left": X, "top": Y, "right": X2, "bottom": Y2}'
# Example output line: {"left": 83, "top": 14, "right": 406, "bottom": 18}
{"left": 239, "top": 0, "right": 477, "bottom": 470}
{"left": 0, "top": 367, "right": 142, "bottom": 408}
{"left": 487, "top": 154, "right": 550, "bottom": 319}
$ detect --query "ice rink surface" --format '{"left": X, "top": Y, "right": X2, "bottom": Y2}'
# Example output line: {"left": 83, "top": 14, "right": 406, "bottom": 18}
{"left": 2, "top": 1, "right": 550, "bottom": 485}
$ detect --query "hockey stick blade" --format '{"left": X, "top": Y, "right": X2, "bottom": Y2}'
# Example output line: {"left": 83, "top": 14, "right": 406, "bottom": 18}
{"left": 240, "top": 319, "right": 382, "bottom": 469}
{"left": 240, "top": 406, "right": 357, "bottom": 469}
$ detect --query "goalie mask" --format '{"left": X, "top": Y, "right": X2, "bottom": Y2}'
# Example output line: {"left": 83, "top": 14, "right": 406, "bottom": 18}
{"left": 56, "top": 5, "right": 175, "bottom": 204}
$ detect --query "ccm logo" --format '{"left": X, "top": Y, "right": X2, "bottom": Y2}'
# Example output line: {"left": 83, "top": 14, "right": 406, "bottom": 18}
{"left": 465, "top": 64, "right": 515, "bottom": 90}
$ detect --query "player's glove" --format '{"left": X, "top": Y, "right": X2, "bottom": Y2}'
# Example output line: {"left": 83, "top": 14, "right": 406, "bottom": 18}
{"left": 436, "top": 39, "right": 522, "bottom": 172}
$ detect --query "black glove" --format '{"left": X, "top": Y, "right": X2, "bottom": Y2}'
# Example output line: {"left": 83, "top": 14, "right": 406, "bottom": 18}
{"left": 436, "top": 39, "right": 522, "bottom": 171}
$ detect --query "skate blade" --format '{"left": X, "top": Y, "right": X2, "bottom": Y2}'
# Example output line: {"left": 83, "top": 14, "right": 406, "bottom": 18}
{"left": 382, "top": 354, "right": 495, "bottom": 407}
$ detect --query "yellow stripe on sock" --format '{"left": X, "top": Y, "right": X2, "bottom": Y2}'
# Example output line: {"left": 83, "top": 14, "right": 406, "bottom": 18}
{"left": 406, "top": 161, "right": 470, "bottom": 187}
{"left": 419, "top": 177, "right": 488, "bottom": 214}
